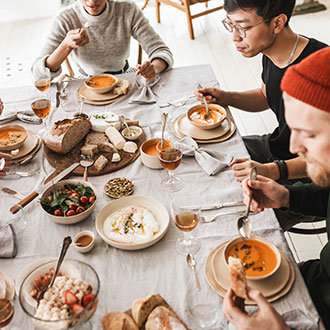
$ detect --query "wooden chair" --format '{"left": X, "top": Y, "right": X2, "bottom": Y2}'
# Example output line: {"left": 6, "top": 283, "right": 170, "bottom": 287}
{"left": 287, "top": 218, "right": 326, "bottom": 235}
{"left": 155, "top": 0, "right": 224, "bottom": 39}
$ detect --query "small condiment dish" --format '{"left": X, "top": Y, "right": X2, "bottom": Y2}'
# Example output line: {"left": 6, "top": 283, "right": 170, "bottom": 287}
{"left": 223, "top": 235, "right": 281, "bottom": 280}
{"left": 140, "top": 138, "right": 173, "bottom": 169}
{"left": 73, "top": 230, "right": 95, "bottom": 253}
{"left": 187, "top": 104, "right": 227, "bottom": 130}
{"left": 84, "top": 74, "right": 118, "bottom": 94}
{"left": 121, "top": 126, "right": 143, "bottom": 141}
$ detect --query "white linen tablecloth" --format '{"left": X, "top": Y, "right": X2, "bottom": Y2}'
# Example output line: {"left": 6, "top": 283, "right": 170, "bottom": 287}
{"left": 0, "top": 65, "right": 322, "bottom": 329}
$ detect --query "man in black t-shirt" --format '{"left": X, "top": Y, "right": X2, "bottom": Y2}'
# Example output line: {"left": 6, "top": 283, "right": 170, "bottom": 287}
{"left": 195, "top": 0, "right": 327, "bottom": 229}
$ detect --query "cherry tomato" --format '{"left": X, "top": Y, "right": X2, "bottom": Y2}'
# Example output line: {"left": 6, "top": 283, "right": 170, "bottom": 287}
{"left": 66, "top": 210, "right": 76, "bottom": 216}
{"left": 68, "top": 204, "right": 77, "bottom": 211}
{"left": 76, "top": 206, "right": 85, "bottom": 214}
{"left": 70, "top": 192, "right": 80, "bottom": 198}
{"left": 89, "top": 196, "right": 96, "bottom": 204}
{"left": 80, "top": 196, "right": 89, "bottom": 205}
{"left": 54, "top": 209, "right": 63, "bottom": 216}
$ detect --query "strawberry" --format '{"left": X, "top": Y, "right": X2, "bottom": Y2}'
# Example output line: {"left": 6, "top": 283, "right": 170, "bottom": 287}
{"left": 82, "top": 293, "right": 95, "bottom": 308}
{"left": 65, "top": 290, "right": 79, "bottom": 305}
{"left": 71, "top": 303, "right": 84, "bottom": 315}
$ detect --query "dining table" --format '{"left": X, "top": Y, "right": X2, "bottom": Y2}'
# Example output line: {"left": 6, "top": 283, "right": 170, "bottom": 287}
{"left": 0, "top": 64, "right": 323, "bottom": 329}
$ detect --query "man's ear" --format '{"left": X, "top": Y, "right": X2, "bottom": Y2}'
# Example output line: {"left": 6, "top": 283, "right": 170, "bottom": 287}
{"left": 272, "top": 13, "right": 288, "bottom": 34}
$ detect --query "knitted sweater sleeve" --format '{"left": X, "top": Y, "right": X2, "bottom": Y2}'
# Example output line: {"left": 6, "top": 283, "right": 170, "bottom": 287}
{"left": 286, "top": 182, "right": 329, "bottom": 218}
{"left": 129, "top": 2, "right": 173, "bottom": 70}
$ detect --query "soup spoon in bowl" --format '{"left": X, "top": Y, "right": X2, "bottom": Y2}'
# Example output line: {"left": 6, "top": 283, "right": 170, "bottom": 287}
{"left": 237, "top": 167, "right": 257, "bottom": 240}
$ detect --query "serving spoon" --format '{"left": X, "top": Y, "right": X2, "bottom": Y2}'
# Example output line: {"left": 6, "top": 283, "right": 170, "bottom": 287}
{"left": 37, "top": 236, "right": 72, "bottom": 304}
{"left": 237, "top": 167, "right": 257, "bottom": 240}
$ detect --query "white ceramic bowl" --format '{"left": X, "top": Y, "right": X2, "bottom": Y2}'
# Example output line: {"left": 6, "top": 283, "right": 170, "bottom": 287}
{"left": 187, "top": 104, "right": 227, "bottom": 130}
{"left": 140, "top": 138, "right": 173, "bottom": 169}
{"left": 40, "top": 179, "right": 97, "bottom": 225}
{"left": 0, "top": 124, "right": 27, "bottom": 152}
{"left": 84, "top": 74, "right": 118, "bottom": 94}
{"left": 73, "top": 230, "right": 95, "bottom": 253}
{"left": 121, "top": 126, "right": 143, "bottom": 141}
{"left": 223, "top": 235, "right": 281, "bottom": 280}
{"left": 95, "top": 195, "right": 170, "bottom": 250}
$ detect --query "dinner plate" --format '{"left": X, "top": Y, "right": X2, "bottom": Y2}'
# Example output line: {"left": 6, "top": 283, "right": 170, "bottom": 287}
{"left": 78, "top": 78, "right": 130, "bottom": 101}
{"left": 177, "top": 114, "right": 230, "bottom": 140}
{"left": 171, "top": 115, "right": 237, "bottom": 143}
{"left": 95, "top": 195, "right": 169, "bottom": 250}
{"left": 211, "top": 243, "right": 290, "bottom": 297}
{"left": 11, "top": 137, "right": 42, "bottom": 164}
{"left": 15, "top": 257, "right": 56, "bottom": 296}
{"left": 204, "top": 242, "right": 295, "bottom": 304}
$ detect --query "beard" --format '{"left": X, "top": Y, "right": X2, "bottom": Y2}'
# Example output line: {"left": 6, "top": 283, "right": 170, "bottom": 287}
{"left": 299, "top": 153, "right": 330, "bottom": 187}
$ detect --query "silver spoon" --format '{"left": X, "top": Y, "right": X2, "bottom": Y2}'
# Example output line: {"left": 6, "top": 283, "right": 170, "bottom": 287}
{"left": 37, "top": 236, "right": 72, "bottom": 304}
{"left": 161, "top": 112, "right": 168, "bottom": 148}
{"left": 237, "top": 167, "right": 257, "bottom": 240}
{"left": 186, "top": 253, "right": 201, "bottom": 291}
{"left": 119, "top": 115, "right": 130, "bottom": 132}
{"left": 80, "top": 158, "right": 94, "bottom": 181}
{"left": 197, "top": 83, "right": 210, "bottom": 120}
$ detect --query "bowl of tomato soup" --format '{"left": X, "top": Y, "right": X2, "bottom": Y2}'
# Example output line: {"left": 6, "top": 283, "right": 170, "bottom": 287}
{"left": 140, "top": 138, "right": 173, "bottom": 169}
{"left": 85, "top": 74, "right": 118, "bottom": 94}
{"left": 224, "top": 236, "right": 281, "bottom": 280}
{"left": 0, "top": 124, "right": 27, "bottom": 151}
{"left": 187, "top": 104, "right": 227, "bottom": 130}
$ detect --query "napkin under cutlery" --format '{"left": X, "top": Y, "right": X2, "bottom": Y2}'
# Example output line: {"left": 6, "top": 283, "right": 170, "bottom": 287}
{"left": 174, "top": 136, "right": 233, "bottom": 176}
{"left": 0, "top": 110, "right": 42, "bottom": 125}
{"left": 0, "top": 224, "right": 17, "bottom": 258}
{"left": 129, "top": 75, "right": 160, "bottom": 105}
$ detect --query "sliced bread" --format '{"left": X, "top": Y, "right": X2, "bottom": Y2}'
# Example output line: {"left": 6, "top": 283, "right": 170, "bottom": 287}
{"left": 102, "top": 311, "right": 138, "bottom": 330}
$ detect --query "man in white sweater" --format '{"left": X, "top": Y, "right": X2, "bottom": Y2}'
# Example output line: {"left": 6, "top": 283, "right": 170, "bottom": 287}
{"left": 32, "top": 0, "right": 173, "bottom": 81}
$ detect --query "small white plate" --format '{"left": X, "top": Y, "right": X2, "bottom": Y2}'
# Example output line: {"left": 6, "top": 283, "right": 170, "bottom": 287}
{"left": 95, "top": 195, "right": 169, "bottom": 250}
{"left": 15, "top": 257, "right": 56, "bottom": 296}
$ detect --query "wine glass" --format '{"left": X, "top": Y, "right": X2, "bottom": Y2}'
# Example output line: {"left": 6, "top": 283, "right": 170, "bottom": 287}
{"left": 0, "top": 298, "right": 14, "bottom": 328}
{"left": 171, "top": 198, "right": 201, "bottom": 254}
{"left": 158, "top": 148, "right": 183, "bottom": 192}
{"left": 32, "top": 72, "right": 52, "bottom": 136}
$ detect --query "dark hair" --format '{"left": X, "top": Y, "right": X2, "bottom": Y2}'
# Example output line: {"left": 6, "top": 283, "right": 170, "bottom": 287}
{"left": 224, "top": 0, "right": 296, "bottom": 25}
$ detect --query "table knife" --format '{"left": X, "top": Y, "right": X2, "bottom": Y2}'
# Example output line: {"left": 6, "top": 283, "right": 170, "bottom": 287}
{"left": 181, "top": 201, "right": 245, "bottom": 211}
{"left": 0, "top": 187, "right": 25, "bottom": 200}
{"left": 10, "top": 162, "right": 80, "bottom": 214}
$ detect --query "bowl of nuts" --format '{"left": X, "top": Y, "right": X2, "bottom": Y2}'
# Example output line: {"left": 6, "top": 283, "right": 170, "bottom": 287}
{"left": 104, "top": 177, "right": 134, "bottom": 199}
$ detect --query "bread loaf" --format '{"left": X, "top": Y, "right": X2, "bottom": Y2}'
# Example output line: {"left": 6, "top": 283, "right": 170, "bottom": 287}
{"left": 102, "top": 311, "right": 138, "bottom": 330}
{"left": 43, "top": 117, "right": 91, "bottom": 154}
{"left": 131, "top": 294, "right": 163, "bottom": 327}
{"left": 145, "top": 306, "right": 187, "bottom": 330}
{"left": 85, "top": 131, "right": 109, "bottom": 145}
{"left": 228, "top": 256, "right": 247, "bottom": 299}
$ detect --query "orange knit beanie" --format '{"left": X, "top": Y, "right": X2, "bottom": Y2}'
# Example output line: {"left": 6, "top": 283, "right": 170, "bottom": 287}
{"left": 281, "top": 46, "right": 330, "bottom": 113}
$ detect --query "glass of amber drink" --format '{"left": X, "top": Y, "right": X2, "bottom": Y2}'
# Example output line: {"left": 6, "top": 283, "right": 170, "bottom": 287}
{"left": 159, "top": 148, "right": 183, "bottom": 192}
{"left": 171, "top": 197, "right": 201, "bottom": 254}
{"left": 31, "top": 98, "right": 51, "bottom": 136}
{"left": 0, "top": 299, "right": 14, "bottom": 328}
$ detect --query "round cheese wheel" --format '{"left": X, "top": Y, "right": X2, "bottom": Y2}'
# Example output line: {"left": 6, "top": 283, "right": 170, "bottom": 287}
{"left": 90, "top": 112, "right": 119, "bottom": 132}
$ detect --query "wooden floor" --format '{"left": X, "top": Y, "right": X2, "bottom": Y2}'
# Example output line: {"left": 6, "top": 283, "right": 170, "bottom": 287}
{"left": 0, "top": 0, "right": 329, "bottom": 262}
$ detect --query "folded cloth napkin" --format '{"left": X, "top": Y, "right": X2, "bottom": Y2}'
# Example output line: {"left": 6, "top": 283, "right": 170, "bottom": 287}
{"left": 174, "top": 136, "right": 233, "bottom": 176}
{"left": 0, "top": 110, "right": 42, "bottom": 125}
{"left": 0, "top": 224, "right": 17, "bottom": 258}
{"left": 129, "top": 75, "right": 160, "bottom": 105}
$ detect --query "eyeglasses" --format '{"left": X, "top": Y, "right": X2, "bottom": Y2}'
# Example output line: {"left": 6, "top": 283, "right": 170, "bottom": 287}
{"left": 222, "top": 17, "right": 271, "bottom": 38}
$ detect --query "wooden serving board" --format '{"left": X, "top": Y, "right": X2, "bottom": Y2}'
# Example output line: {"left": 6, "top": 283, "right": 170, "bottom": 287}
{"left": 43, "top": 128, "right": 146, "bottom": 179}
